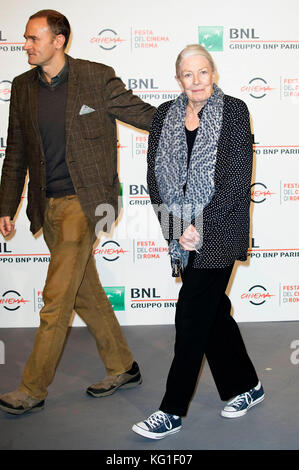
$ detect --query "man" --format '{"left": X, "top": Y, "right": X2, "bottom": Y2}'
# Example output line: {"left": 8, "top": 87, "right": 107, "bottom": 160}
{"left": 0, "top": 10, "right": 155, "bottom": 415}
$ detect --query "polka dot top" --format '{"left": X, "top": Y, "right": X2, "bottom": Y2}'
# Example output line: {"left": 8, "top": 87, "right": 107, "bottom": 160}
{"left": 147, "top": 94, "right": 253, "bottom": 270}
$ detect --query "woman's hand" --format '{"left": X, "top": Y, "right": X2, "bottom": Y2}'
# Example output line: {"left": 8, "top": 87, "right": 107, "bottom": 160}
{"left": 179, "top": 224, "right": 200, "bottom": 251}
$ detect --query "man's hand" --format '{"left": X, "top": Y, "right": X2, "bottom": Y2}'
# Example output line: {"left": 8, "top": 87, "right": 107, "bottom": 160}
{"left": 179, "top": 224, "right": 200, "bottom": 251}
{"left": 0, "top": 216, "right": 15, "bottom": 237}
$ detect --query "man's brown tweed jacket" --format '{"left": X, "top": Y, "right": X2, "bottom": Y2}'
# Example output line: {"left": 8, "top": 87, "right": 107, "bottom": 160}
{"left": 0, "top": 55, "right": 155, "bottom": 234}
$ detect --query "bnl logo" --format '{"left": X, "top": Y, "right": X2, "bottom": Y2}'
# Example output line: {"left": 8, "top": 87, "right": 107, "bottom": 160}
{"left": 0, "top": 243, "right": 11, "bottom": 253}
{"left": 104, "top": 286, "right": 125, "bottom": 311}
{"left": 127, "top": 78, "right": 158, "bottom": 90}
{"left": 198, "top": 27, "right": 260, "bottom": 52}
{"left": 198, "top": 26, "right": 223, "bottom": 51}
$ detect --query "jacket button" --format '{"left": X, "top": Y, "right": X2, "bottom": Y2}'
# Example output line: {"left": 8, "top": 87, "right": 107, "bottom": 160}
{"left": 40, "top": 160, "right": 45, "bottom": 165}
{"left": 40, "top": 186, "right": 45, "bottom": 191}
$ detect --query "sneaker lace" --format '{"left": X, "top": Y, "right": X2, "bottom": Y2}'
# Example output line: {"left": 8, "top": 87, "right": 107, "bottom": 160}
{"left": 145, "top": 411, "right": 172, "bottom": 430}
{"left": 231, "top": 392, "right": 253, "bottom": 409}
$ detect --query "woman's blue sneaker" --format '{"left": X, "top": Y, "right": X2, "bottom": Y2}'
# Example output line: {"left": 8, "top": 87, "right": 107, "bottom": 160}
{"left": 132, "top": 410, "right": 182, "bottom": 439}
{"left": 221, "top": 381, "right": 265, "bottom": 418}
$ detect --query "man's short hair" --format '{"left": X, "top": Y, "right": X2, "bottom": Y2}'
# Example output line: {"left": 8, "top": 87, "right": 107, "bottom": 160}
{"left": 29, "top": 9, "right": 71, "bottom": 49}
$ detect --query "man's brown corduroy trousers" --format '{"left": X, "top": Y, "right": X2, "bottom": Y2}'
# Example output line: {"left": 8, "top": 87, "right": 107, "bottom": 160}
{"left": 19, "top": 195, "right": 133, "bottom": 400}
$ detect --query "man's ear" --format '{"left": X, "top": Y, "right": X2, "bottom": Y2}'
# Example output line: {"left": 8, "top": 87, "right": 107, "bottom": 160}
{"left": 55, "top": 34, "right": 65, "bottom": 50}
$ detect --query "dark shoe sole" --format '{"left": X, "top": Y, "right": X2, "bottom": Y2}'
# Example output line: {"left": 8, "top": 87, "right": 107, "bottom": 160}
{"left": 87, "top": 376, "right": 143, "bottom": 398}
{"left": 0, "top": 399, "right": 45, "bottom": 415}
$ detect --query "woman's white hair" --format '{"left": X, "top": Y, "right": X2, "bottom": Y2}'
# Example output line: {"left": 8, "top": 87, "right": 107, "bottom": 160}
{"left": 175, "top": 44, "right": 215, "bottom": 77}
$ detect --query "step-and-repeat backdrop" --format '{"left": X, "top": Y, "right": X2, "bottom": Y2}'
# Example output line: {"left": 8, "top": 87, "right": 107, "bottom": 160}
{"left": 0, "top": 0, "right": 298, "bottom": 327}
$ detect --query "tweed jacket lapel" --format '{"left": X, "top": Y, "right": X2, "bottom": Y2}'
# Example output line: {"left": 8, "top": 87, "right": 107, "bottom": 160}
{"left": 65, "top": 56, "right": 79, "bottom": 148}
{"left": 27, "top": 69, "right": 42, "bottom": 144}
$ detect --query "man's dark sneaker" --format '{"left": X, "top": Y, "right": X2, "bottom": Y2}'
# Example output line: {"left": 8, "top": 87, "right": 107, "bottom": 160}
{"left": 132, "top": 410, "right": 182, "bottom": 439}
{"left": 86, "top": 361, "right": 142, "bottom": 397}
{"left": 0, "top": 389, "right": 45, "bottom": 415}
{"left": 221, "top": 381, "right": 265, "bottom": 418}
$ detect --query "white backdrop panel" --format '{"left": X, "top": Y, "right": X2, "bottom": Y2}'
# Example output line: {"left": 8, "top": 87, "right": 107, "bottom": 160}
{"left": 0, "top": 0, "right": 298, "bottom": 327}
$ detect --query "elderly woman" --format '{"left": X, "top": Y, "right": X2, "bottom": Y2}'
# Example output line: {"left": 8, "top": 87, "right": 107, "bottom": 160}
{"left": 132, "top": 44, "right": 264, "bottom": 440}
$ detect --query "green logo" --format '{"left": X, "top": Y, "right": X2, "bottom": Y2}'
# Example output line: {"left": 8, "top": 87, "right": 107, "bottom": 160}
{"left": 104, "top": 286, "right": 125, "bottom": 311}
{"left": 119, "top": 181, "right": 123, "bottom": 208}
{"left": 198, "top": 26, "right": 223, "bottom": 52}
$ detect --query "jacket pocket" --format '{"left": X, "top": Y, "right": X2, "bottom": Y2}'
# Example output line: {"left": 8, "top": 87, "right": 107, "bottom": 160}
{"left": 78, "top": 110, "right": 103, "bottom": 139}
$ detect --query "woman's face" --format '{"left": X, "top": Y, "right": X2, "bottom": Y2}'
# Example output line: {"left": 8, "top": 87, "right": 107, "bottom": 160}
{"left": 176, "top": 54, "right": 215, "bottom": 106}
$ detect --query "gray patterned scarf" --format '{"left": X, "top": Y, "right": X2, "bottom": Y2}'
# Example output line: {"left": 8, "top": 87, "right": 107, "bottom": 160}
{"left": 155, "top": 83, "right": 224, "bottom": 276}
